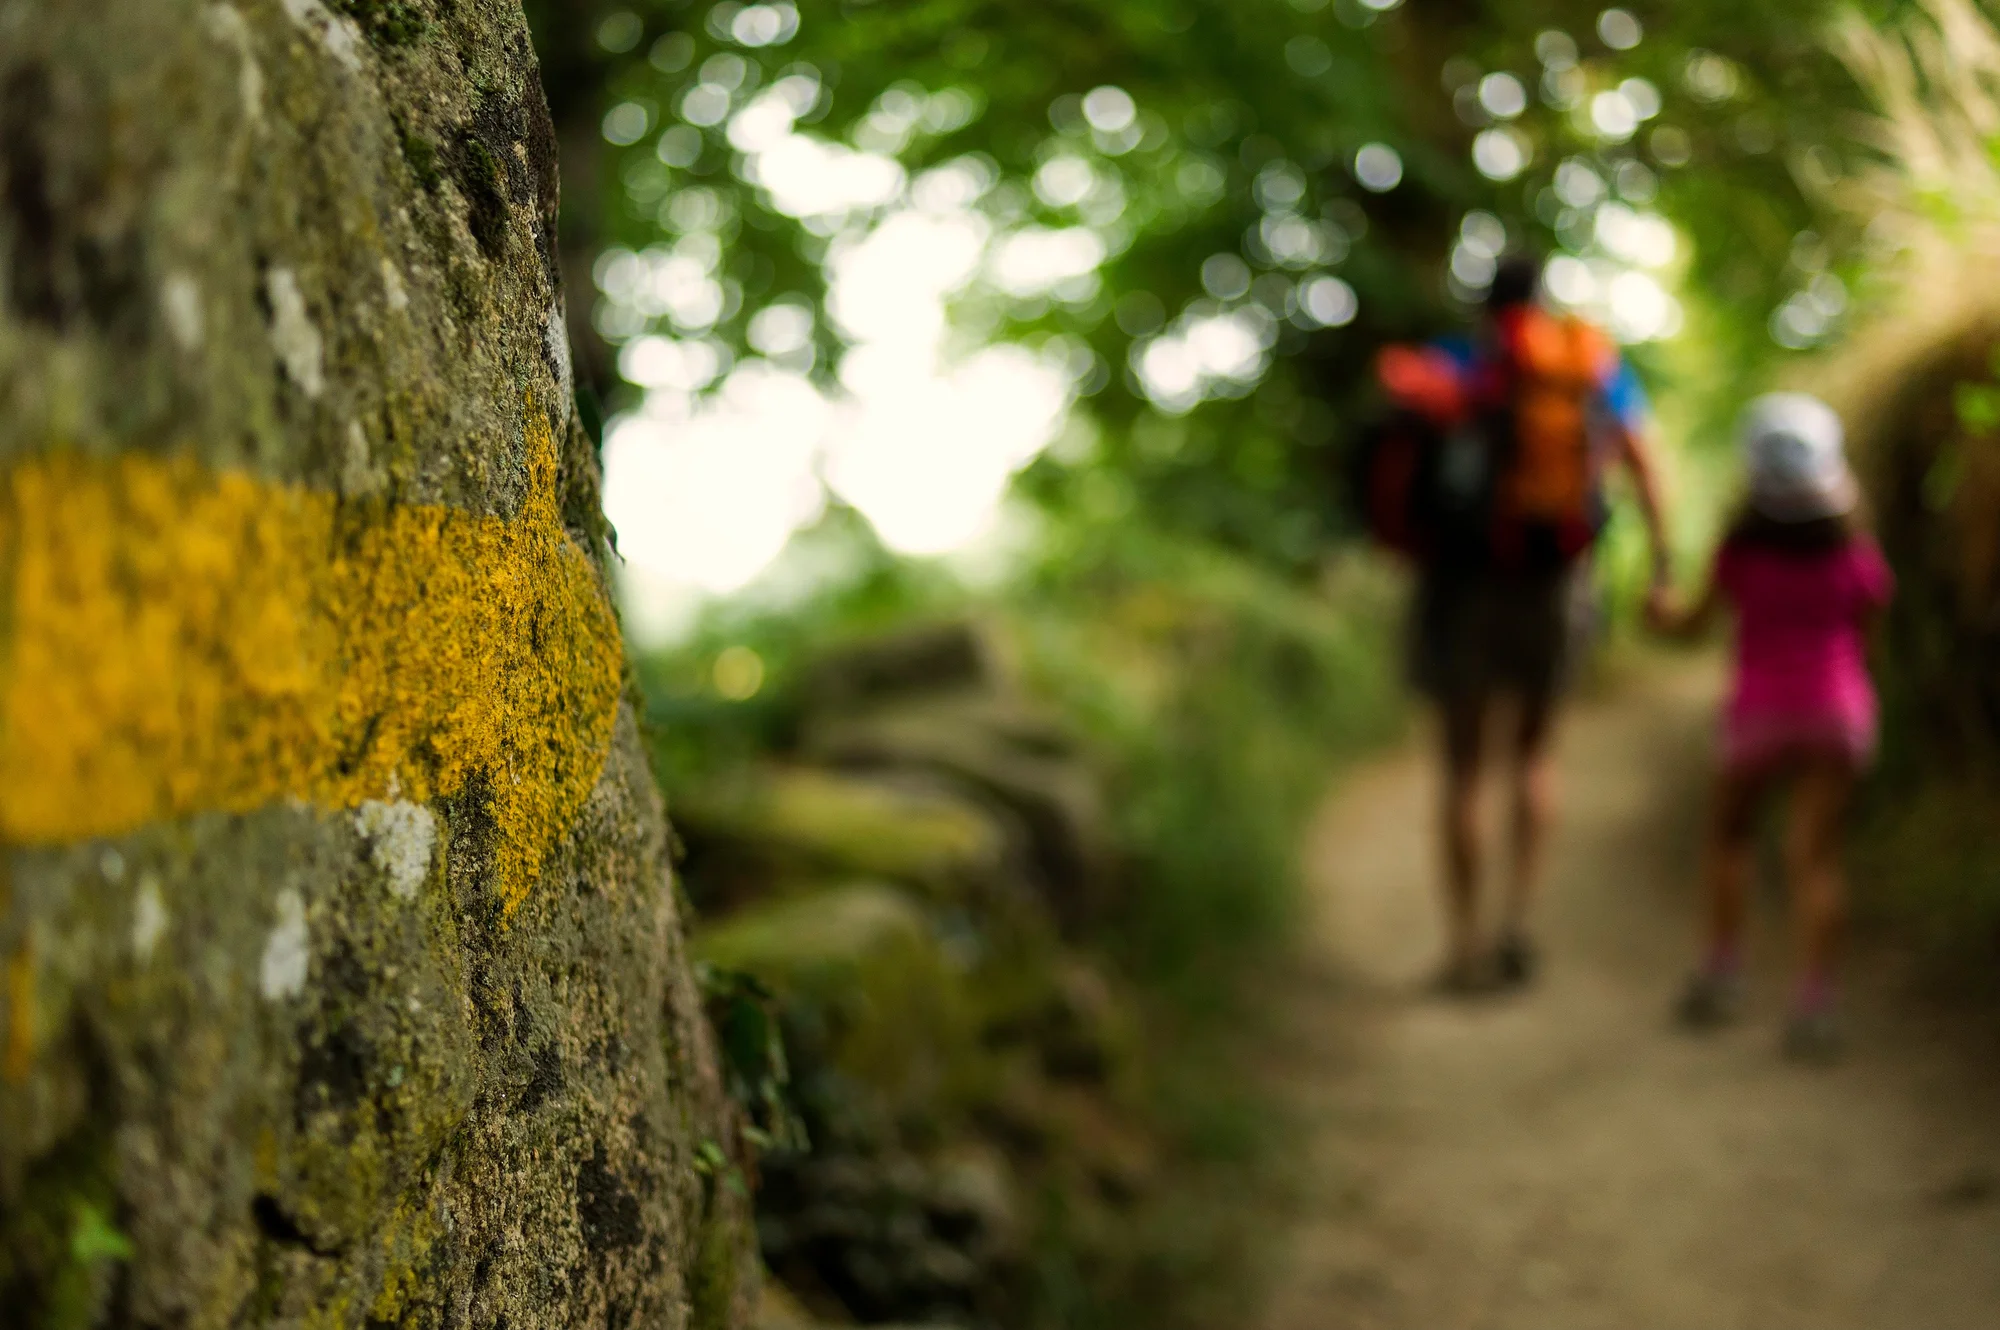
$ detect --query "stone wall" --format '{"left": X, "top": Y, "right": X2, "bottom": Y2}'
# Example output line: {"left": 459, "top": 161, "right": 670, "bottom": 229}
{"left": 0, "top": 2, "right": 752, "bottom": 1325}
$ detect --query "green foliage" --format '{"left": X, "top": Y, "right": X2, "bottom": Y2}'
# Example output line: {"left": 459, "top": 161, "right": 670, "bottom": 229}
{"left": 0, "top": 1115, "right": 127, "bottom": 1330}
{"left": 66, "top": 1203, "right": 132, "bottom": 1267}
{"left": 645, "top": 501, "right": 1402, "bottom": 986}
{"left": 1950, "top": 343, "right": 2000, "bottom": 461}
{"left": 698, "top": 962, "right": 811, "bottom": 1154}
{"left": 1855, "top": 782, "right": 2000, "bottom": 986}
{"left": 527, "top": 0, "right": 1884, "bottom": 574}
{"left": 640, "top": 514, "right": 1401, "bottom": 1328}
{"left": 634, "top": 511, "right": 968, "bottom": 787}
{"left": 1013, "top": 527, "right": 1404, "bottom": 986}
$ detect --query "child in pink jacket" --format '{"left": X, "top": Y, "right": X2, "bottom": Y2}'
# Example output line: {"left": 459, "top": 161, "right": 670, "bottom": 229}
{"left": 1649, "top": 394, "right": 1894, "bottom": 1061}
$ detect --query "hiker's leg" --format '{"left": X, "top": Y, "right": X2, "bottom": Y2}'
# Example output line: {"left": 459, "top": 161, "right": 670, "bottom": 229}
{"left": 1700, "top": 766, "right": 1763, "bottom": 967}
{"left": 1498, "top": 565, "right": 1583, "bottom": 951}
{"left": 1785, "top": 756, "right": 1854, "bottom": 1002}
{"left": 1441, "top": 693, "right": 1487, "bottom": 971}
{"left": 1502, "top": 688, "right": 1558, "bottom": 941}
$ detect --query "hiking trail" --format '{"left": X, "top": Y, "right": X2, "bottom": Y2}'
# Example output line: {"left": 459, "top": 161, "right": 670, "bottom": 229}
{"left": 1254, "top": 658, "right": 2000, "bottom": 1330}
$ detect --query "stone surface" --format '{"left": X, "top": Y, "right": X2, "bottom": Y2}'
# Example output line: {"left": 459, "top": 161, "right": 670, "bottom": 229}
{"left": 673, "top": 767, "right": 1011, "bottom": 906}
{"left": 801, "top": 699, "right": 1114, "bottom": 928}
{"left": 0, "top": 3, "right": 752, "bottom": 1326}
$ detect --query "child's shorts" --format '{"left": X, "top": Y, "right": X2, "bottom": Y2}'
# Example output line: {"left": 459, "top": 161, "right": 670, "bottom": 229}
{"left": 1721, "top": 707, "right": 1877, "bottom": 775}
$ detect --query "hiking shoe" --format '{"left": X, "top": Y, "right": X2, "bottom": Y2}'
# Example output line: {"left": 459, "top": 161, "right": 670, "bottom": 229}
{"left": 1782, "top": 1007, "right": 1845, "bottom": 1065}
{"left": 1493, "top": 933, "right": 1540, "bottom": 989}
{"left": 1674, "top": 970, "right": 1745, "bottom": 1031}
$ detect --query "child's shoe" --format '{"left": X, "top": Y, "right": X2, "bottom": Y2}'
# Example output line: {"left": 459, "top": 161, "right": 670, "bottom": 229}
{"left": 1782, "top": 1003, "right": 1844, "bottom": 1064}
{"left": 1674, "top": 968, "right": 1744, "bottom": 1030}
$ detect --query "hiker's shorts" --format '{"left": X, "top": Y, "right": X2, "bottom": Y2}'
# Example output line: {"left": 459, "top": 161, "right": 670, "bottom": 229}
{"left": 1408, "top": 563, "right": 1587, "bottom": 708}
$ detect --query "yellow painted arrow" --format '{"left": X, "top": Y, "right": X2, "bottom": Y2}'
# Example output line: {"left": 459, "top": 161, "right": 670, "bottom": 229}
{"left": 0, "top": 413, "right": 624, "bottom": 916}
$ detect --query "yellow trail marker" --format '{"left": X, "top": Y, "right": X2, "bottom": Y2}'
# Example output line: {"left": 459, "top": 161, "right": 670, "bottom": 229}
{"left": 0, "top": 417, "right": 623, "bottom": 916}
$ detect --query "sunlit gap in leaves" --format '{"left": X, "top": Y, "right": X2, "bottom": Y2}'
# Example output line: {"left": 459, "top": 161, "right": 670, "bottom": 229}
{"left": 598, "top": 36, "right": 1128, "bottom": 640}
{"left": 586, "top": 0, "right": 1823, "bottom": 643}
{"left": 601, "top": 100, "right": 1083, "bottom": 640}
{"left": 1440, "top": 17, "right": 1690, "bottom": 343}
{"left": 591, "top": 2, "right": 1404, "bottom": 641}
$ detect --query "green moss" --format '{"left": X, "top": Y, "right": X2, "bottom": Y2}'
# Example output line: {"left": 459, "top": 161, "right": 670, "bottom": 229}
{"left": 400, "top": 132, "right": 441, "bottom": 191}
{"left": 458, "top": 137, "right": 510, "bottom": 257}
{"left": 336, "top": 0, "right": 429, "bottom": 47}
{"left": 687, "top": 1189, "right": 744, "bottom": 1330}
{"left": 676, "top": 769, "right": 1004, "bottom": 901}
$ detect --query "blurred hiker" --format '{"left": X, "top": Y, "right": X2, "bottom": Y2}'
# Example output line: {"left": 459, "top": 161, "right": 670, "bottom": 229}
{"left": 1358, "top": 254, "right": 1672, "bottom": 991}
{"left": 1648, "top": 394, "right": 1893, "bottom": 1062}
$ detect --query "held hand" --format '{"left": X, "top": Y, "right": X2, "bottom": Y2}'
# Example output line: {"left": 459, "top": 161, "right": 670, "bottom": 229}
{"left": 1648, "top": 549, "right": 1674, "bottom": 597}
{"left": 1643, "top": 584, "right": 1679, "bottom": 634}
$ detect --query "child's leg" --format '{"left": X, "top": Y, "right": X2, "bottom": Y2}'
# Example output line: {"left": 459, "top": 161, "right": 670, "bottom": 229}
{"left": 1784, "top": 755, "right": 1855, "bottom": 1004}
{"left": 1700, "top": 765, "right": 1766, "bottom": 970}
{"left": 1677, "top": 764, "right": 1765, "bottom": 1027}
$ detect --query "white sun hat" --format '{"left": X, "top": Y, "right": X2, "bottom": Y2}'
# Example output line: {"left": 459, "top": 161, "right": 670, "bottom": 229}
{"left": 1739, "top": 392, "right": 1857, "bottom": 522}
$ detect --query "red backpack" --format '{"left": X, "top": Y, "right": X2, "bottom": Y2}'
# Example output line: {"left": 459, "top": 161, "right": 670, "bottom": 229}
{"left": 1354, "top": 307, "right": 1615, "bottom": 569}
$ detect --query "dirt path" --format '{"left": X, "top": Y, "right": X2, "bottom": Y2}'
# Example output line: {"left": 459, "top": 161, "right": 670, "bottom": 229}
{"left": 1254, "top": 659, "right": 2000, "bottom": 1330}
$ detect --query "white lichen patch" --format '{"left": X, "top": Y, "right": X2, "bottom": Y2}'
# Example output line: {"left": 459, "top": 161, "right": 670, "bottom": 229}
{"left": 323, "top": 15, "right": 363, "bottom": 68}
{"left": 341, "top": 419, "right": 383, "bottom": 496}
{"left": 280, "top": 0, "right": 364, "bottom": 71}
{"left": 356, "top": 800, "right": 438, "bottom": 900}
{"left": 201, "top": 4, "right": 263, "bottom": 122}
{"left": 260, "top": 888, "right": 310, "bottom": 1001}
{"left": 132, "top": 873, "right": 168, "bottom": 962}
{"left": 545, "top": 299, "right": 574, "bottom": 411}
{"left": 381, "top": 257, "right": 410, "bottom": 312}
{"left": 265, "top": 267, "right": 324, "bottom": 398}
{"left": 162, "top": 272, "right": 203, "bottom": 351}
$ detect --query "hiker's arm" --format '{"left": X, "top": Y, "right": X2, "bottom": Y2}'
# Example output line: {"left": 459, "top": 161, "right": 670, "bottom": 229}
{"left": 1614, "top": 422, "right": 1672, "bottom": 591}
{"left": 1646, "top": 557, "right": 1724, "bottom": 639}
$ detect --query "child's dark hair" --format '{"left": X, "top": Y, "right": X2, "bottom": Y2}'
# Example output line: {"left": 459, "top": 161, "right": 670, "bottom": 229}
{"left": 1722, "top": 501, "right": 1866, "bottom": 555}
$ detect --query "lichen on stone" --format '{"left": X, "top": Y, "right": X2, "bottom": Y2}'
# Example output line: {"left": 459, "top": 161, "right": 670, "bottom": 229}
{"left": 0, "top": 410, "right": 623, "bottom": 916}
{"left": 353, "top": 800, "right": 437, "bottom": 899}
{"left": 264, "top": 266, "right": 326, "bottom": 398}
{"left": 259, "top": 888, "right": 310, "bottom": 1001}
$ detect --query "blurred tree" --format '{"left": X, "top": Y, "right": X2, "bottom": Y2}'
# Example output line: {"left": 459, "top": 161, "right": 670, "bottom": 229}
{"left": 526, "top": 0, "right": 1897, "bottom": 573}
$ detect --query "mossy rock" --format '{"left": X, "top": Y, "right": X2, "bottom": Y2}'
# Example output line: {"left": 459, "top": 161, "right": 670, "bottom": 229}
{"left": 675, "top": 767, "right": 1009, "bottom": 902}
{"left": 801, "top": 702, "right": 1113, "bottom": 926}
{"left": 696, "top": 886, "right": 979, "bottom": 1119}
{"left": 797, "top": 621, "right": 1005, "bottom": 715}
